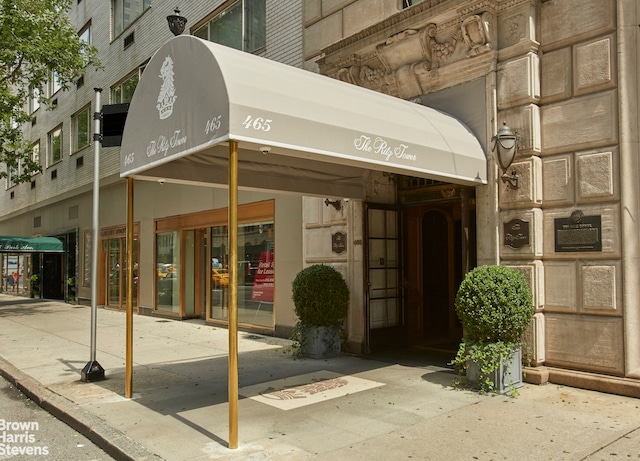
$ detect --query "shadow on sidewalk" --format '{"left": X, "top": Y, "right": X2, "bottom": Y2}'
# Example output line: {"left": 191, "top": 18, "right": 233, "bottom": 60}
{"left": 0, "top": 298, "right": 73, "bottom": 316}
{"left": 73, "top": 343, "right": 458, "bottom": 448}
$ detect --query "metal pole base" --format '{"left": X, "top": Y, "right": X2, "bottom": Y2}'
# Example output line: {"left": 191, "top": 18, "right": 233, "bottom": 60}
{"left": 81, "top": 360, "right": 106, "bottom": 382}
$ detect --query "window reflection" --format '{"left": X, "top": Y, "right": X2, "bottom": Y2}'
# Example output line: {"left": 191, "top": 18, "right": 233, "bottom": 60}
{"left": 156, "top": 231, "right": 180, "bottom": 313}
{"left": 210, "top": 222, "right": 274, "bottom": 328}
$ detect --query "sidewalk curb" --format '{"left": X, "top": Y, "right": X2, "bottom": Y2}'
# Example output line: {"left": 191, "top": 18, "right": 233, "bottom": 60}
{"left": 0, "top": 355, "right": 164, "bottom": 461}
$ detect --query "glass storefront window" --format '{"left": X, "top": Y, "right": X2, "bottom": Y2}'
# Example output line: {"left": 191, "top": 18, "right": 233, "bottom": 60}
{"left": 156, "top": 231, "right": 180, "bottom": 313}
{"left": 1, "top": 254, "right": 29, "bottom": 296}
{"left": 210, "top": 221, "right": 274, "bottom": 328}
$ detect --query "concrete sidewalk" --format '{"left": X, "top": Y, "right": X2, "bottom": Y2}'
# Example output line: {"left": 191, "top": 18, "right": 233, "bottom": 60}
{"left": 0, "top": 295, "right": 639, "bottom": 461}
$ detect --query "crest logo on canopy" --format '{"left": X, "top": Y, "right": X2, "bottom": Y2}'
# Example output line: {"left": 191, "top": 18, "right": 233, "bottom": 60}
{"left": 156, "top": 56, "right": 177, "bottom": 120}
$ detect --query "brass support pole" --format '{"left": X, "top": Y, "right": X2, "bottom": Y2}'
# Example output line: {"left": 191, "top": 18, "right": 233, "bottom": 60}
{"left": 125, "top": 177, "right": 134, "bottom": 398}
{"left": 228, "top": 140, "right": 239, "bottom": 449}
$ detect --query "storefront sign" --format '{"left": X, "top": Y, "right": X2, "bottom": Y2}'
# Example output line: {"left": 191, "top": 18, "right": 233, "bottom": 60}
{"left": 251, "top": 251, "right": 274, "bottom": 302}
{"left": 503, "top": 219, "right": 530, "bottom": 249}
{"left": 554, "top": 210, "right": 602, "bottom": 252}
{"left": 332, "top": 232, "right": 347, "bottom": 254}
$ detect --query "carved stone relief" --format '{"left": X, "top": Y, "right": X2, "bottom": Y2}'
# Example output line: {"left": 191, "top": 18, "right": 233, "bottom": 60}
{"left": 462, "top": 12, "right": 494, "bottom": 57}
{"left": 335, "top": 13, "right": 494, "bottom": 98}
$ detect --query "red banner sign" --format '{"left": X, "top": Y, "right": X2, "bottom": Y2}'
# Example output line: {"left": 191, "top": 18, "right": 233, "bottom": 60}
{"left": 251, "top": 251, "right": 274, "bottom": 302}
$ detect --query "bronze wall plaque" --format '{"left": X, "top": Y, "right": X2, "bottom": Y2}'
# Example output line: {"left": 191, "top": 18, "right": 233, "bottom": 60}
{"left": 332, "top": 231, "right": 347, "bottom": 254}
{"left": 503, "top": 218, "right": 530, "bottom": 249}
{"left": 554, "top": 210, "right": 602, "bottom": 252}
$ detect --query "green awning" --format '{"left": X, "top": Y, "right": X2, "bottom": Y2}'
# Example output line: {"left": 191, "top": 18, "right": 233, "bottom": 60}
{"left": 0, "top": 236, "right": 64, "bottom": 253}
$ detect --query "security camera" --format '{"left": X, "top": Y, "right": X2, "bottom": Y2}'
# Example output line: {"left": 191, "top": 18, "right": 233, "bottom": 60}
{"left": 260, "top": 146, "right": 271, "bottom": 155}
{"left": 157, "top": 178, "right": 165, "bottom": 185}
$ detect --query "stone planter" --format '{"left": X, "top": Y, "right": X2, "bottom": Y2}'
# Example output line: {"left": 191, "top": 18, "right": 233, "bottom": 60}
{"left": 466, "top": 345, "right": 523, "bottom": 394}
{"left": 299, "top": 324, "right": 341, "bottom": 359}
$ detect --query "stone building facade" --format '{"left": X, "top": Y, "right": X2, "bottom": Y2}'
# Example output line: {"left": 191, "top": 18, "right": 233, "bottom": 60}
{"left": 302, "top": 0, "right": 640, "bottom": 396}
{"left": 2, "top": 0, "right": 639, "bottom": 398}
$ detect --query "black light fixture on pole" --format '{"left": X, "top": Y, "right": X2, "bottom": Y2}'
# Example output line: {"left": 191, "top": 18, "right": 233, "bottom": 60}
{"left": 167, "top": 8, "right": 187, "bottom": 36}
{"left": 492, "top": 121, "right": 520, "bottom": 190}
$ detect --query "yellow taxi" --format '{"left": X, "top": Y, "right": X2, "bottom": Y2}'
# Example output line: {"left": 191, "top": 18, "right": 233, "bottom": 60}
{"left": 212, "top": 268, "right": 229, "bottom": 288}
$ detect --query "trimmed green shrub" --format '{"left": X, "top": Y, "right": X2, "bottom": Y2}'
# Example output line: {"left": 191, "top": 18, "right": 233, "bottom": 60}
{"left": 455, "top": 265, "right": 533, "bottom": 343}
{"left": 292, "top": 264, "right": 349, "bottom": 327}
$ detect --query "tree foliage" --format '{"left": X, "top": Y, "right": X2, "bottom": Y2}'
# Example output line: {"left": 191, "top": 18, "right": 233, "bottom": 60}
{"left": 0, "top": 0, "right": 100, "bottom": 183}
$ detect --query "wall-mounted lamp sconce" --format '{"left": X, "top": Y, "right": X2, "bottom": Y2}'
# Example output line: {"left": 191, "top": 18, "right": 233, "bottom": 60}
{"left": 324, "top": 198, "right": 342, "bottom": 211}
{"left": 492, "top": 122, "right": 519, "bottom": 189}
{"left": 167, "top": 8, "right": 187, "bottom": 36}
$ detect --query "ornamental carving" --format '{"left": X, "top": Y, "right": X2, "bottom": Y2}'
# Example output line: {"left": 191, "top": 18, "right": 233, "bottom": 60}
{"left": 503, "top": 13, "right": 526, "bottom": 45}
{"left": 334, "top": 12, "right": 494, "bottom": 98}
{"left": 462, "top": 12, "right": 493, "bottom": 57}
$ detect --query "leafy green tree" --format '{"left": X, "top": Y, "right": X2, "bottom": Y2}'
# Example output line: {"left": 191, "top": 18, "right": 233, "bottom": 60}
{"left": 0, "top": 0, "right": 99, "bottom": 183}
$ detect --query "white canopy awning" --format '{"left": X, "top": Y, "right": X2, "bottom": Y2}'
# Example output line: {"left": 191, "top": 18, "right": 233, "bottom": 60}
{"left": 120, "top": 35, "right": 487, "bottom": 196}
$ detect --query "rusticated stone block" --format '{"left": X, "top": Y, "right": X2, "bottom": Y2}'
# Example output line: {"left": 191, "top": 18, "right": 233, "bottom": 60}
{"left": 574, "top": 35, "right": 616, "bottom": 95}
{"left": 542, "top": 91, "right": 617, "bottom": 155}
{"left": 544, "top": 261, "right": 576, "bottom": 311}
{"left": 540, "top": 0, "right": 615, "bottom": 51}
{"left": 343, "top": 0, "right": 399, "bottom": 38}
{"left": 522, "top": 312, "right": 545, "bottom": 366}
{"left": 505, "top": 261, "right": 544, "bottom": 310}
{"left": 545, "top": 313, "right": 624, "bottom": 375}
{"left": 542, "top": 155, "right": 574, "bottom": 206}
{"left": 304, "top": 0, "right": 322, "bottom": 25}
{"left": 497, "top": 53, "right": 540, "bottom": 109}
{"left": 322, "top": 0, "right": 355, "bottom": 17}
{"left": 581, "top": 262, "right": 620, "bottom": 314}
{"left": 498, "top": 7, "right": 533, "bottom": 49}
{"left": 576, "top": 148, "right": 617, "bottom": 201}
{"left": 302, "top": 196, "right": 323, "bottom": 226}
{"left": 499, "top": 156, "right": 542, "bottom": 209}
{"left": 304, "top": 10, "right": 343, "bottom": 59}
{"left": 541, "top": 47, "right": 571, "bottom": 103}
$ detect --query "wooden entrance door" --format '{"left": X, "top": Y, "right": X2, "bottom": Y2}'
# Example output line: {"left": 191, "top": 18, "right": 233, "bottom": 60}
{"left": 405, "top": 197, "right": 475, "bottom": 349}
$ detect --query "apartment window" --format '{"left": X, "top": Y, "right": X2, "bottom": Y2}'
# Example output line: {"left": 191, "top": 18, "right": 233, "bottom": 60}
{"left": 49, "top": 71, "right": 62, "bottom": 96}
{"left": 194, "top": 0, "right": 266, "bottom": 53}
{"left": 31, "top": 142, "right": 40, "bottom": 171}
{"left": 48, "top": 126, "right": 63, "bottom": 165}
{"left": 7, "top": 162, "right": 19, "bottom": 188}
{"left": 402, "top": 0, "right": 423, "bottom": 7}
{"left": 72, "top": 105, "right": 91, "bottom": 152}
{"left": 79, "top": 21, "right": 92, "bottom": 60}
{"left": 79, "top": 22, "right": 91, "bottom": 45}
{"left": 112, "top": 0, "right": 151, "bottom": 37}
{"left": 29, "top": 87, "right": 40, "bottom": 114}
{"left": 112, "top": 68, "right": 142, "bottom": 104}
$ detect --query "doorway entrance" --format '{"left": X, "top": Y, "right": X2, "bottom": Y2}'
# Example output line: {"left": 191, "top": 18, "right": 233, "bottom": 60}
{"left": 403, "top": 185, "right": 476, "bottom": 352}
{"left": 100, "top": 225, "right": 140, "bottom": 311}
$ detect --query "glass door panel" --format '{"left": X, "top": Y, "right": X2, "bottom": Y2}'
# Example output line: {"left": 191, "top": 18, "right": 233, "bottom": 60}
{"left": 366, "top": 206, "right": 403, "bottom": 351}
{"left": 185, "top": 230, "right": 195, "bottom": 316}
{"left": 209, "top": 221, "right": 275, "bottom": 328}
{"left": 156, "top": 231, "right": 180, "bottom": 313}
{"left": 108, "top": 239, "right": 120, "bottom": 306}
{"left": 367, "top": 208, "right": 401, "bottom": 329}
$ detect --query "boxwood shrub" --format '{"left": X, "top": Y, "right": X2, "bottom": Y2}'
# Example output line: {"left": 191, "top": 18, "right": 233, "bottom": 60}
{"left": 455, "top": 265, "right": 533, "bottom": 343}
{"left": 292, "top": 264, "right": 349, "bottom": 327}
